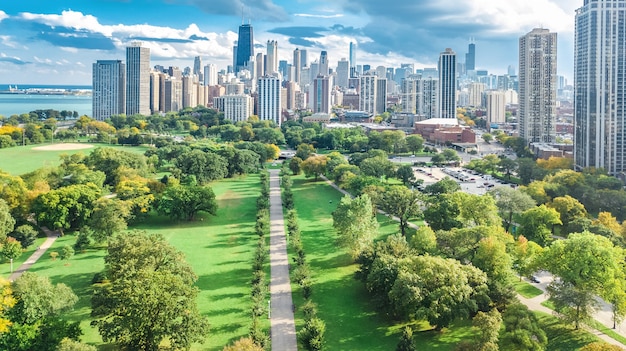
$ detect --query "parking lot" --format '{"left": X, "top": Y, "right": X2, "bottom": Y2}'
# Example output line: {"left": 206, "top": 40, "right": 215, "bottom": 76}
{"left": 413, "top": 166, "right": 516, "bottom": 195}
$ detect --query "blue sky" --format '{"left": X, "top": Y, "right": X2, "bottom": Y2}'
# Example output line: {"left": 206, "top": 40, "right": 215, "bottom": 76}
{"left": 0, "top": 0, "right": 579, "bottom": 85}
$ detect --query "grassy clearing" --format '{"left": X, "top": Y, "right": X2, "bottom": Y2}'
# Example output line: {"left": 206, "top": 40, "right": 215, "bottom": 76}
{"left": 24, "top": 174, "right": 262, "bottom": 350}
{"left": 289, "top": 175, "right": 479, "bottom": 350}
{"left": 513, "top": 280, "right": 544, "bottom": 298}
{"left": 536, "top": 312, "right": 601, "bottom": 350}
{"left": 0, "top": 236, "right": 48, "bottom": 278}
{"left": 0, "top": 143, "right": 151, "bottom": 175}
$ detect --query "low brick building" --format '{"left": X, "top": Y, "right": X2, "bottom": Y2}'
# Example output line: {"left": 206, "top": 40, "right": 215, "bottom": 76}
{"left": 414, "top": 118, "right": 476, "bottom": 144}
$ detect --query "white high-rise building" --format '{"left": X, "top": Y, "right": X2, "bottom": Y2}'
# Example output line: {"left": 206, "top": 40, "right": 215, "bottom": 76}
{"left": 438, "top": 48, "right": 457, "bottom": 119}
{"left": 215, "top": 95, "right": 254, "bottom": 122}
{"left": 204, "top": 64, "right": 217, "bottom": 86}
{"left": 257, "top": 76, "right": 282, "bottom": 125}
{"left": 293, "top": 48, "right": 302, "bottom": 84}
{"left": 486, "top": 91, "right": 506, "bottom": 126}
{"left": 575, "top": 0, "right": 626, "bottom": 174}
{"left": 417, "top": 77, "right": 439, "bottom": 120}
{"left": 92, "top": 60, "right": 125, "bottom": 121}
{"left": 126, "top": 43, "right": 151, "bottom": 116}
{"left": 401, "top": 78, "right": 417, "bottom": 114}
{"left": 266, "top": 40, "right": 278, "bottom": 75}
{"left": 359, "top": 74, "right": 378, "bottom": 114}
{"left": 468, "top": 83, "right": 486, "bottom": 107}
{"left": 519, "top": 28, "right": 557, "bottom": 143}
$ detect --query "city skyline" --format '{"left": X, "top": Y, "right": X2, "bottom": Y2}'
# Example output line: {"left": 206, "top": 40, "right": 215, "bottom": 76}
{"left": 0, "top": 1, "right": 578, "bottom": 85}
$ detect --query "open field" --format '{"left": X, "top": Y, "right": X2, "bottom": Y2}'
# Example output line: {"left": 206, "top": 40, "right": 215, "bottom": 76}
{"left": 24, "top": 174, "right": 262, "bottom": 350}
{"left": 0, "top": 143, "right": 151, "bottom": 175}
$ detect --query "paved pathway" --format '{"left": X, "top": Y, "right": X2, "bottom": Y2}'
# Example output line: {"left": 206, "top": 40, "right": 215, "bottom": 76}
{"left": 9, "top": 227, "right": 59, "bottom": 281}
{"left": 268, "top": 169, "right": 297, "bottom": 351}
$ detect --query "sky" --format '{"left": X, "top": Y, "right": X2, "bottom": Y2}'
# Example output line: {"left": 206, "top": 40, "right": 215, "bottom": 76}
{"left": 0, "top": 0, "right": 580, "bottom": 86}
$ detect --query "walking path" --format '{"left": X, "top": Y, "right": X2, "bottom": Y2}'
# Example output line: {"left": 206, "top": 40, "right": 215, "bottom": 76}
{"left": 9, "top": 227, "right": 59, "bottom": 281}
{"left": 268, "top": 169, "right": 297, "bottom": 351}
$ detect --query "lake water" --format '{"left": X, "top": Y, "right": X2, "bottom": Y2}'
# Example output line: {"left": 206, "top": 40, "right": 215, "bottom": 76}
{"left": 0, "top": 94, "right": 92, "bottom": 117}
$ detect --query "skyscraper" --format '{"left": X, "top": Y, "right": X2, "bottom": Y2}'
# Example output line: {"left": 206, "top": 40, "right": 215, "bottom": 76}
{"left": 126, "top": 43, "right": 151, "bottom": 116}
{"left": 336, "top": 58, "right": 350, "bottom": 89}
{"left": 359, "top": 74, "right": 378, "bottom": 114}
{"left": 266, "top": 40, "right": 278, "bottom": 75}
{"left": 438, "top": 48, "right": 457, "bottom": 119}
{"left": 311, "top": 75, "right": 333, "bottom": 114}
{"left": 235, "top": 24, "right": 254, "bottom": 73}
{"left": 257, "top": 76, "right": 282, "bottom": 125}
{"left": 319, "top": 51, "right": 329, "bottom": 76}
{"left": 575, "top": 0, "right": 626, "bottom": 174}
{"left": 349, "top": 42, "right": 357, "bottom": 77}
{"left": 293, "top": 48, "right": 301, "bottom": 84}
{"left": 519, "top": 28, "right": 557, "bottom": 144}
{"left": 193, "top": 56, "right": 203, "bottom": 80}
{"left": 92, "top": 60, "right": 125, "bottom": 121}
{"left": 465, "top": 40, "right": 476, "bottom": 71}
{"left": 204, "top": 63, "right": 217, "bottom": 86}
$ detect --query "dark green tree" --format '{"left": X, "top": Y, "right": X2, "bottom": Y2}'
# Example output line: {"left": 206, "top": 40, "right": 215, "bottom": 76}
{"left": 157, "top": 184, "right": 218, "bottom": 221}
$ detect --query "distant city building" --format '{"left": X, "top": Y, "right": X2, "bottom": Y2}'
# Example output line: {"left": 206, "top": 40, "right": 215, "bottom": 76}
{"left": 519, "top": 28, "right": 557, "bottom": 143}
{"left": 266, "top": 40, "right": 278, "bottom": 75}
{"left": 468, "top": 83, "right": 486, "bottom": 107}
{"left": 349, "top": 42, "right": 357, "bottom": 72}
{"left": 235, "top": 23, "right": 254, "bottom": 73}
{"left": 417, "top": 77, "right": 439, "bottom": 119}
{"left": 257, "top": 76, "right": 282, "bottom": 125}
{"left": 293, "top": 48, "right": 301, "bottom": 84}
{"left": 164, "top": 78, "right": 182, "bottom": 112}
{"left": 92, "top": 60, "right": 125, "bottom": 121}
{"left": 359, "top": 74, "right": 378, "bottom": 114}
{"left": 216, "top": 95, "right": 254, "bottom": 122}
{"left": 438, "top": 48, "right": 457, "bottom": 119}
{"left": 336, "top": 58, "right": 350, "bottom": 89}
{"left": 149, "top": 71, "right": 162, "bottom": 114}
{"left": 193, "top": 56, "right": 203, "bottom": 82}
{"left": 465, "top": 40, "right": 476, "bottom": 71}
{"left": 376, "top": 78, "right": 387, "bottom": 115}
{"left": 204, "top": 64, "right": 217, "bottom": 86}
{"left": 311, "top": 75, "right": 333, "bottom": 114}
{"left": 486, "top": 91, "right": 506, "bottom": 126}
{"left": 319, "top": 51, "right": 329, "bottom": 76}
{"left": 575, "top": 0, "right": 626, "bottom": 175}
{"left": 401, "top": 78, "right": 417, "bottom": 114}
{"left": 126, "top": 43, "right": 151, "bottom": 116}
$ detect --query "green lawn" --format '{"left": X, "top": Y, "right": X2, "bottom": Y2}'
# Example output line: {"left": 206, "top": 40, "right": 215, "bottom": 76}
{"left": 289, "top": 175, "right": 479, "bottom": 350}
{"left": 23, "top": 174, "right": 262, "bottom": 350}
{"left": 513, "top": 280, "right": 544, "bottom": 298}
{"left": 0, "top": 236, "right": 48, "bottom": 278}
{"left": 536, "top": 312, "right": 601, "bottom": 350}
{"left": 0, "top": 143, "right": 151, "bottom": 175}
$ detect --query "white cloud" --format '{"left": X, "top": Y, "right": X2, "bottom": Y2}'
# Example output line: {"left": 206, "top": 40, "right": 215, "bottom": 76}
{"left": 0, "top": 11, "right": 8, "bottom": 22}
{"left": 0, "top": 35, "right": 18, "bottom": 48}
{"left": 294, "top": 13, "right": 344, "bottom": 19}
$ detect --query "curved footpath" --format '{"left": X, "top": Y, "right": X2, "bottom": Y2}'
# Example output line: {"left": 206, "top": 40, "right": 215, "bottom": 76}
{"left": 268, "top": 169, "right": 298, "bottom": 350}
{"left": 9, "top": 226, "right": 59, "bottom": 282}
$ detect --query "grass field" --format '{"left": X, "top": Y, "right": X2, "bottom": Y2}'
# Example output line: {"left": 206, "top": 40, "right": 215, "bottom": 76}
{"left": 513, "top": 280, "right": 544, "bottom": 298}
{"left": 289, "top": 175, "right": 480, "bottom": 350}
{"left": 23, "top": 174, "right": 262, "bottom": 350}
{"left": 0, "top": 143, "right": 151, "bottom": 175}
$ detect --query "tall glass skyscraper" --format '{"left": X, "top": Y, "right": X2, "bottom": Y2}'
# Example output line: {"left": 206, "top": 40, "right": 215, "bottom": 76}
{"left": 519, "top": 28, "right": 557, "bottom": 143}
{"left": 126, "top": 43, "right": 151, "bottom": 116}
{"left": 438, "top": 48, "right": 457, "bottom": 119}
{"left": 575, "top": 0, "right": 626, "bottom": 175}
{"left": 235, "top": 24, "right": 254, "bottom": 73}
{"left": 93, "top": 60, "right": 125, "bottom": 121}
{"left": 465, "top": 41, "right": 475, "bottom": 71}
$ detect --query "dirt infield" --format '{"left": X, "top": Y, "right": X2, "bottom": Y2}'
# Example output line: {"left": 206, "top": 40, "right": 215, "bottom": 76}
{"left": 31, "top": 143, "right": 95, "bottom": 151}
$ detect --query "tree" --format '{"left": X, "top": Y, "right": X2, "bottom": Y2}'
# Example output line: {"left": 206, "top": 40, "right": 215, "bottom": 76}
{"left": 482, "top": 133, "right": 493, "bottom": 143}
{"left": 11, "top": 224, "right": 38, "bottom": 249}
{"left": 295, "top": 143, "right": 316, "bottom": 160}
{"left": 0, "top": 278, "right": 15, "bottom": 333}
{"left": 89, "top": 198, "right": 130, "bottom": 243}
{"left": 91, "top": 232, "right": 209, "bottom": 351}
{"left": 57, "top": 338, "right": 97, "bottom": 351}
{"left": 332, "top": 194, "right": 378, "bottom": 259}
{"left": 289, "top": 156, "right": 303, "bottom": 175}
{"left": 60, "top": 245, "right": 74, "bottom": 260}
{"left": 500, "top": 303, "right": 547, "bottom": 351}
{"left": 472, "top": 309, "right": 502, "bottom": 350}
{"left": 579, "top": 342, "right": 624, "bottom": 351}
{"left": 157, "top": 184, "right": 217, "bottom": 221}
{"left": 517, "top": 205, "right": 561, "bottom": 246}
{"left": 32, "top": 184, "right": 101, "bottom": 234}
{"left": 223, "top": 337, "right": 264, "bottom": 351}
{"left": 396, "top": 326, "right": 416, "bottom": 351}
{"left": 301, "top": 155, "right": 328, "bottom": 181}
{"left": 498, "top": 158, "right": 518, "bottom": 180}
{"left": 423, "top": 178, "right": 460, "bottom": 195}
{"left": 548, "top": 195, "right": 587, "bottom": 231}
{"left": 488, "top": 186, "right": 536, "bottom": 232}
{"left": 379, "top": 186, "right": 422, "bottom": 237}
{"left": 405, "top": 134, "right": 424, "bottom": 154}
{"left": 85, "top": 147, "right": 148, "bottom": 186}
{"left": 298, "top": 317, "right": 325, "bottom": 351}
{"left": 512, "top": 236, "right": 544, "bottom": 280}
{"left": 448, "top": 192, "right": 501, "bottom": 228}
{"left": 360, "top": 156, "right": 396, "bottom": 179}
{"left": 2, "top": 237, "right": 22, "bottom": 263}
{"left": 174, "top": 149, "right": 228, "bottom": 184}
{"left": 73, "top": 228, "right": 91, "bottom": 252}
{"left": 396, "top": 164, "right": 419, "bottom": 187}
{"left": 10, "top": 272, "right": 78, "bottom": 325}
{"left": 0, "top": 199, "right": 15, "bottom": 240}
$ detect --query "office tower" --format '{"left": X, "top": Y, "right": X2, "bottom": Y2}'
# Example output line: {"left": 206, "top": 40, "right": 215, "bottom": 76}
{"left": 417, "top": 77, "right": 439, "bottom": 119}
{"left": 336, "top": 58, "right": 350, "bottom": 89}
{"left": 266, "top": 40, "right": 278, "bottom": 75}
{"left": 508, "top": 65, "right": 516, "bottom": 77}
{"left": 575, "top": 0, "right": 626, "bottom": 174}
{"left": 359, "top": 74, "right": 378, "bottom": 113}
{"left": 293, "top": 48, "right": 301, "bottom": 84}
{"left": 149, "top": 71, "right": 161, "bottom": 114}
{"left": 182, "top": 75, "right": 198, "bottom": 109}
{"left": 363, "top": 64, "right": 371, "bottom": 73}
{"left": 168, "top": 66, "right": 182, "bottom": 80}
{"left": 300, "top": 50, "right": 308, "bottom": 67}
{"left": 204, "top": 64, "right": 217, "bottom": 86}
{"left": 164, "top": 78, "right": 182, "bottom": 112}
{"left": 257, "top": 76, "right": 282, "bottom": 125}
{"left": 232, "top": 43, "right": 237, "bottom": 73}
{"left": 235, "top": 23, "right": 254, "bottom": 72}
{"left": 376, "top": 78, "right": 387, "bottom": 114}
{"left": 349, "top": 42, "right": 357, "bottom": 70}
{"left": 375, "top": 66, "right": 386, "bottom": 79}
{"left": 438, "top": 48, "right": 457, "bottom": 119}
{"left": 468, "top": 83, "right": 486, "bottom": 107}
{"left": 519, "top": 28, "right": 557, "bottom": 143}
{"left": 126, "top": 43, "right": 151, "bottom": 116}
{"left": 193, "top": 56, "right": 203, "bottom": 81}
{"left": 465, "top": 40, "right": 476, "bottom": 71}
{"left": 310, "top": 61, "right": 319, "bottom": 82}
{"left": 300, "top": 67, "right": 311, "bottom": 87}
{"left": 486, "top": 91, "right": 506, "bottom": 126}
{"left": 279, "top": 60, "right": 288, "bottom": 79}
{"left": 256, "top": 53, "right": 265, "bottom": 81}
{"left": 311, "top": 75, "right": 333, "bottom": 113}
{"left": 92, "top": 60, "right": 125, "bottom": 121}
{"left": 401, "top": 78, "right": 417, "bottom": 114}
{"left": 319, "top": 51, "right": 329, "bottom": 76}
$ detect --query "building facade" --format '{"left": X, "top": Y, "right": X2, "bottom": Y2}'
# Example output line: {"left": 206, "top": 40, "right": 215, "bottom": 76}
{"left": 438, "top": 48, "right": 457, "bottom": 119}
{"left": 575, "top": 0, "right": 626, "bottom": 174}
{"left": 92, "top": 60, "right": 125, "bottom": 121}
{"left": 257, "top": 76, "right": 282, "bottom": 125}
{"left": 126, "top": 43, "right": 151, "bottom": 116}
{"left": 486, "top": 91, "right": 506, "bottom": 126}
{"left": 235, "top": 24, "right": 254, "bottom": 73}
{"left": 519, "top": 28, "right": 557, "bottom": 143}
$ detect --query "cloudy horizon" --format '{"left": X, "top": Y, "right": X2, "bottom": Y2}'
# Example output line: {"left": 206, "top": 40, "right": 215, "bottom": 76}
{"left": 0, "top": 0, "right": 580, "bottom": 85}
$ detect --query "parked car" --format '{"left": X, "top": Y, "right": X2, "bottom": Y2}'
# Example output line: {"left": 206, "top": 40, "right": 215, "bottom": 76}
{"left": 530, "top": 276, "right": 540, "bottom": 283}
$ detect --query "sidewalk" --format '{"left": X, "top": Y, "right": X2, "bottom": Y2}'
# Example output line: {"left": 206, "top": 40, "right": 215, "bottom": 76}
{"left": 9, "top": 227, "right": 59, "bottom": 281}
{"left": 268, "top": 169, "right": 298, "bottom": 351}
